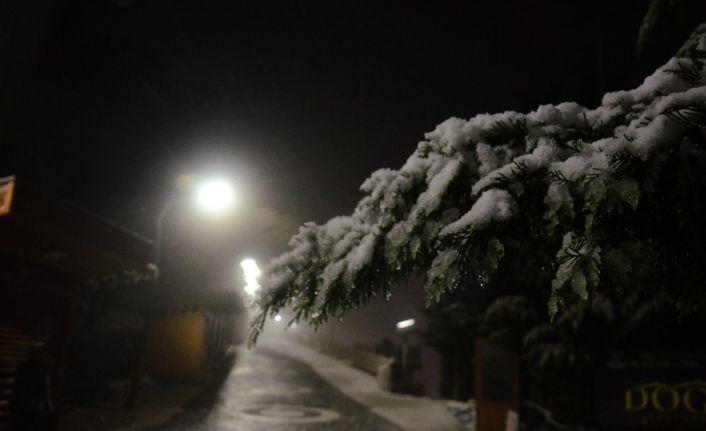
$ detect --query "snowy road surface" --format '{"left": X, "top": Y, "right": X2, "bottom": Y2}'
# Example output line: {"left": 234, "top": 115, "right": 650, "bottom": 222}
{"left": 151, "top": 345, "right": 402, "bottom": 431}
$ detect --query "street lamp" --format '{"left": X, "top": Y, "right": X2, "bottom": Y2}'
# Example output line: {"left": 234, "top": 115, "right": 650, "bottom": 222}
{"left": 195, "top": 179, "right": 236, "bottom": 215}
{"left": 396, "top": 318, "right": 417, "bottom": 392}
{"left": 396, "top": 319, "right": 416, "bottom": 330}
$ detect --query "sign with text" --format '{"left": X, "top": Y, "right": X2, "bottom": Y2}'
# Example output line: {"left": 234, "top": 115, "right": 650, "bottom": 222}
{"left": 596, "top": 357, "right": 706, "bottom": 430}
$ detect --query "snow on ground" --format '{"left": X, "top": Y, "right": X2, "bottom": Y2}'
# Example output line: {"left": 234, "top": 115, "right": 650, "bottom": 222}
{"left": 261, "top": 338, "right": 465, "bottom": 431}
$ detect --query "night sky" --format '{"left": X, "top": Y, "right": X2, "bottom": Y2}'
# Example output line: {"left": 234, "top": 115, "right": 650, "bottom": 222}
{"left": 2, "top": 1, "right": 703, "bottom": 250}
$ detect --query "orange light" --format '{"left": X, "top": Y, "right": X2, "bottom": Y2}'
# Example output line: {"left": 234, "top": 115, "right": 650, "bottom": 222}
{"left": 0, "top": 176, "right": 16, "bottom": 216}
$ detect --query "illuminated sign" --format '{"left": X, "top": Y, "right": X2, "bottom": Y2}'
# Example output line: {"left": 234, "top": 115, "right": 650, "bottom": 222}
{"left": 0, "top": 175, "right": 15, "bottom": 216}
{"left": 597, "top": 358, "right": 706, "bottom": 430}
{"left": 625, "top": 381, "right": 706, "bottom": 414}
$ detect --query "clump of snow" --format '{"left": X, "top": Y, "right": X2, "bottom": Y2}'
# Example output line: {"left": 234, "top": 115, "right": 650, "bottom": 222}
{"left": 345, "top": 232, "right": 378, "bottom": 277}
{"left": 425, "top": 111, "right": 527, "bottom": 152}
{"left": 425, "top": 117, "right": 471, "bottom": 149}
{"left": 472, "top": 138, "right": 563, "bottom": 194}
{"left": 527, "top": 102, "right": 586, "bottom": 127}
{"left": 602, "top": 58, "right": 695, "bottom": 107}
{"left": 416, "top": 158, "right": 463, "bottom": 213}
{"left": 87, "top": 263, "right": 158, "bottom": 289}
{"left": 475, "top": 142, "right": 499, "bottom": 176}
{"left": 441, "top": 189, "right": 516, "bottom": 235}
{"left": 550, "top": 144, "right": 610, "bottom": 180}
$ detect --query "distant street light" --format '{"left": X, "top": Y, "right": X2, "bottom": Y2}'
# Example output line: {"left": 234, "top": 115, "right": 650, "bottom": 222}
{"left": 240, "top": 258, "right": 261, "bottom": 297}
{"left": 274, "top": 314, "right": 282, "bottom": 322}
{"left": 396, "top": 318, "right": 417, "bottom": 390}
{"left": 396, "top": 319, "right": 416, "bottom": 330}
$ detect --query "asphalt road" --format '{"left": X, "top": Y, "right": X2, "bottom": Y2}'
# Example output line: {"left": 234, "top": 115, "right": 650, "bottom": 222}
{"left": 152, "top": 346, "right": 402, "bottom": 431}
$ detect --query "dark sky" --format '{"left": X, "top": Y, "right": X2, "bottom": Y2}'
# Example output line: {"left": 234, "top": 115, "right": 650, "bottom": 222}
{"left": 2, "top": 0, "right": 703, "bottom": 243}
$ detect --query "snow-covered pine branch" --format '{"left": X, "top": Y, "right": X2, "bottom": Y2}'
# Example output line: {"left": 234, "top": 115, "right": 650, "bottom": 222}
{"left": 249, "top": 25, "right": 706, "bottom": 345}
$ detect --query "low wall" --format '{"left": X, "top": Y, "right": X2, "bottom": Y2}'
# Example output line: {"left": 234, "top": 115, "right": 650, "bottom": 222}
{"left": 145, "top": 311, "right": 205, "bottom": 380}
{"left": 296, "top": 334, "right": 394, "bottom": 390}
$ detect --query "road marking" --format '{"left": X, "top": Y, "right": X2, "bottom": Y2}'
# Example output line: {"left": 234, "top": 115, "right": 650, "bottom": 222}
{"left": 215, "top": 403, "right": 341, "bottom": 424}
{"left": 246, "top": 385, "right": 314, "bottom": 396}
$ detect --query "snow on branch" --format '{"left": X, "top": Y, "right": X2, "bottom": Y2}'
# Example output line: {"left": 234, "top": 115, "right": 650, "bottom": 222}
{"left": 249, "top": 26, "right": 706, "bottom": 344}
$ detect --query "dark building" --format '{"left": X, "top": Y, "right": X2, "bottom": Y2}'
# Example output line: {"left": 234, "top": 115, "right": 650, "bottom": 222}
{"left": 0, "top": 182, "right": 154, "bottom": 427}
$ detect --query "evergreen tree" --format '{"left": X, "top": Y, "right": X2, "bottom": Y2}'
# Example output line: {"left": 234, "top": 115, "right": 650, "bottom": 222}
{"left": 254, "top": 23, "right": 704, "bottom": 416}
{"left": 251, "top": 25, "right": 706, "bottom": 345}
{"left": 245, "top": 22, "right": 706, "bottom": 428}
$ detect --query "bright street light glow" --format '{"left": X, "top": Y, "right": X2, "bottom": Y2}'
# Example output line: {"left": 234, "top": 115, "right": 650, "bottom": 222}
{"left": 195, "top": 179, "right": 236, "bottom": 215}
{"left": 274, "top": 314, "right": 282, "bottom": 322}
{"left": 396, "top": 319, "right": 416, "bottom": 330}
{"left": 240, "top": 258, "right": 261, "bottom": 296}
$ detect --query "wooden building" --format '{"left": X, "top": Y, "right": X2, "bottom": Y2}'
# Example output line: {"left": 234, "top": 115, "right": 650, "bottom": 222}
{"left": 0, "top": 184, "right": 154, "bottom": 428}
{"left": 0, "top": 182, "right": 245, "bottom": 429}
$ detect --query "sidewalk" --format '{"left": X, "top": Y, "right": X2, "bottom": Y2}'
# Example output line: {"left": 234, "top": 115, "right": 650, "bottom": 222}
{"left": 260, "top": 337, "right": 466, "bottom": 431}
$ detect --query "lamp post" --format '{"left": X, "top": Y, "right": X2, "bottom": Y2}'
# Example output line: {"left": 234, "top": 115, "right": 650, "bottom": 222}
{"left": 125, "top": 177, "right": 236, "bottom": 409}
{"left": 396, "top": 318, "right": 416, "bottom": 393}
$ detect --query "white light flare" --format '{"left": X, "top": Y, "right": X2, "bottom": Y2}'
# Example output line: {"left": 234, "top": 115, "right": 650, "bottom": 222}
{"left": 396, "top": 318, "right": 416, "bottom": 330}
{"left": 240, "top": 258, "right": 261, "bottom": 296}
{"left": 195, "top": 179, "right": 236, "bottom": 215}
{"left": 274, "top": 314, "right": 282, "bottom": 322}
